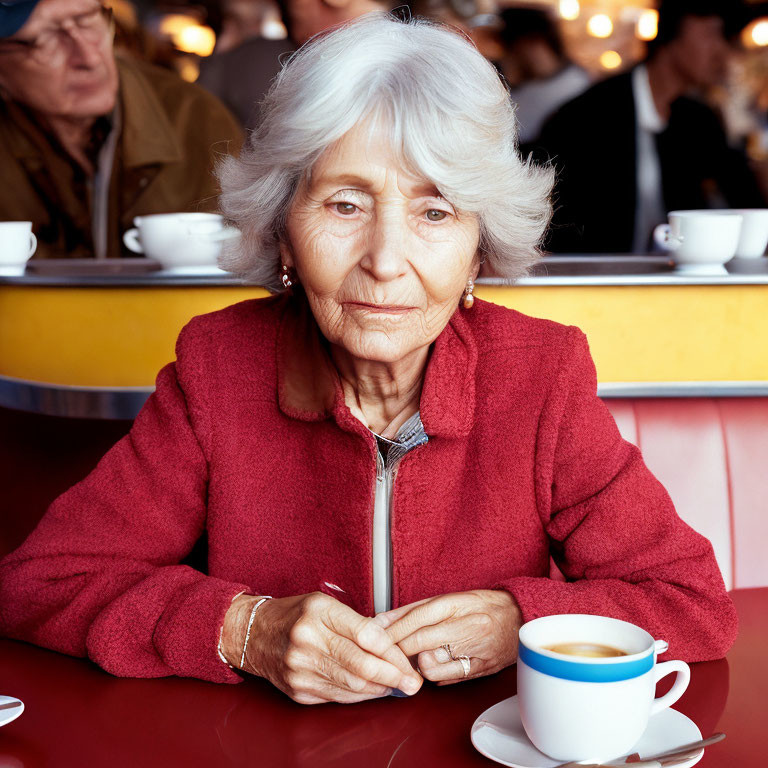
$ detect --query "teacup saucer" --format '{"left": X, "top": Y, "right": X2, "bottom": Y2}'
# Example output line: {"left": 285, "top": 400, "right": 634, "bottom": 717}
{"left": 155, "top": 265, "right": 228, "bottom": 276}
{"left": 471, "top": 695, "right": 703, "bottom": 768}
{"left": 672, "top": 263, "right": 729, "bottom": 276}
{"left": 0, "top": 696, "right": 24, "bottom": 727}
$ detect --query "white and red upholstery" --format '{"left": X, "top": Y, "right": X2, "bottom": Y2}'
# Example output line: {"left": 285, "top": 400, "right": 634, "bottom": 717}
{"left": 605, "top": 398, "right": 768, "bottom": 590}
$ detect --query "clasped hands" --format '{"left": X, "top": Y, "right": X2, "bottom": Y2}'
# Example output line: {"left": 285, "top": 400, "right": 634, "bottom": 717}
{"left": 223, "top": 589, "right": 522, "bottom": 705}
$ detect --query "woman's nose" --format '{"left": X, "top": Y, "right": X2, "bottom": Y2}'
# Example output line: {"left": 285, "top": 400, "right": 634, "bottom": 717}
{"left": 360, "top": 208, "right": 410, "bottom": 282}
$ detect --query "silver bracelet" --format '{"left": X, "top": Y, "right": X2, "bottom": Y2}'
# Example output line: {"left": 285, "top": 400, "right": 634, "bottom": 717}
{"left": 240, "top": 596, "right": 272, "bottom": 670}
{"left": 217, "top": 626, "right": 233, "bottom": 669}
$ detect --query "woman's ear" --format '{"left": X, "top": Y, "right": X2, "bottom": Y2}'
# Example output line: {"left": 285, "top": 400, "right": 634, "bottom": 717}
{"left": 278, "top": 238, "right": 294, "bottom": 269}
{"left": 471, "top": 251, "right": 483, "bottom": 281}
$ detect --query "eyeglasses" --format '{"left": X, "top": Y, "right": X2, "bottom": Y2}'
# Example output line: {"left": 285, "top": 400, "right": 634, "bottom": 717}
{"left": 0, "top": 4, "right": 113, "bottom": 65}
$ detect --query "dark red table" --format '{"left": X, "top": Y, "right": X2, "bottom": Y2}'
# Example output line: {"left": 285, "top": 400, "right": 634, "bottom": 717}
{"left": 0, "top": 589, "right": 764, "bottom": 768}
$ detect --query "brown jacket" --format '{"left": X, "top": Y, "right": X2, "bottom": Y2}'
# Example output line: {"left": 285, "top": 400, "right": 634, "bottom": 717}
{"left": 0, "top": 55, "right": 243, "bottom": 259}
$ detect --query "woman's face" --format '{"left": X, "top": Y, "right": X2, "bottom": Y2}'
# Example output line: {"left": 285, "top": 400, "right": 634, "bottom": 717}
{"left": 282, "top": 122, "right": 481, "bottom": 365}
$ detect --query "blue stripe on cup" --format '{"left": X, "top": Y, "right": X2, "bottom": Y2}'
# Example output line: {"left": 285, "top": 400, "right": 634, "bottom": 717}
{"left": 518, "top": 644, "right": 654, "bottom": 683}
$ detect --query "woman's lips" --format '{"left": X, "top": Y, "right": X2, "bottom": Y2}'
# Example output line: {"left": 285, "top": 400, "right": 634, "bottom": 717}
{"left": 343, "top": 302, "right": 415, "bottom": 314}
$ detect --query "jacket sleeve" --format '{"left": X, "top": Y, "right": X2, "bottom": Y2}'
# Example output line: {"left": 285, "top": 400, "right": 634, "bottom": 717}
{"left": 0, "top": 361, "right": 249, "bottom": 683}
{"left": 500, "top": 327, "right": 738, "bottom": 662}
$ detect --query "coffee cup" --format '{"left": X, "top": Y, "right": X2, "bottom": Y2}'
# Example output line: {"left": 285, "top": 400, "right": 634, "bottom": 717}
{"left": 517, "top": 614, "right": 690, "bottom": 762}
{"left": 654, "top": 210, "right": 742, "bottom": 273}
{"left": 728, "top": 209, "right": 768, "bottom": 259}
{"left": 122, "top": 212, "right": 239, "bottom": 271}
{"left": 0, "top": 221, "right": 37, "bottom": 275}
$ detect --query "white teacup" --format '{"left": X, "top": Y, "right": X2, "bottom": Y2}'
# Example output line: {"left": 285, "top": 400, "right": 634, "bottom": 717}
{"left": 0, "top": 221, "right": 37, "bottom": 275}
{"left": 122, "top": 212, "right": 239, "bottom": 271}
{"left": 517, "top": 614, "right": 690, "bottom": 762}
{"left": 654, "top": 210, "right": 742, "bottom": 274}
{"left": 728, "top": 209, "right": 768, "bottom": 259}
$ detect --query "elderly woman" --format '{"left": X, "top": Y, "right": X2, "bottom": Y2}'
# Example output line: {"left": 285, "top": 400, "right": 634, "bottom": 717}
{"left": 0, "top": 15, "right": 736, "bottom": 705}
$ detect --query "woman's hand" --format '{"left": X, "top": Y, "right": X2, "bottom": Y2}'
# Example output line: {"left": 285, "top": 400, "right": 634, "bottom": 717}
{"left": 221, "top": 593, "right": 423, "bottom": 704}
{"left": 372, "top": 590, "right": 522, "bottom": 685}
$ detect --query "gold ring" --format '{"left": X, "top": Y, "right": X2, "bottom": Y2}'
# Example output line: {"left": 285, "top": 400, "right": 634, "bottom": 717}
{"left": 457, "top": 655, "right": 470, "bottom": 677}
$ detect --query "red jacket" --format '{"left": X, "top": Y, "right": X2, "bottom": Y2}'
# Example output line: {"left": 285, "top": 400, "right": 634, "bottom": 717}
{"left": 0, "top": 295, "right": 737, "bottom": 683}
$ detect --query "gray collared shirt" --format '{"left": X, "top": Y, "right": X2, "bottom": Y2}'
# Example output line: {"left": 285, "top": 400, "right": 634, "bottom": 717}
{"left": 371, "top": 412, "right": 429, "bottom": 614}
{"left": 632, "top": 64, "right": 667, "bottom": 254}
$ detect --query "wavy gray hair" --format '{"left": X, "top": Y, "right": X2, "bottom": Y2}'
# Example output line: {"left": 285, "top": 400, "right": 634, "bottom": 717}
{"left": 217, "top": 12, "right": 554, "bottom": 290}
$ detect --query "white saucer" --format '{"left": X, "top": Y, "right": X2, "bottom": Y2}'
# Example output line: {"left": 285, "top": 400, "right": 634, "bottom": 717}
{"left": 0, "top": 696, "right": 24, "bottom": 727}
{"left": 672, "top": 263, "right": 729, "bottom": 276}
{"left": 155, "top": 265, "right": 228, "bottom": 276}
{"left": 471, "top": 695, "right": 703, "bottom": 768}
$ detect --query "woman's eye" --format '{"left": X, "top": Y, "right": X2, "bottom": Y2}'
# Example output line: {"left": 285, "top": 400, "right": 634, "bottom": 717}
{"left": 334, "top": 202, "right": 358, "bottom": 215}
{"left": 425, "top": 209, "right": 448, "bottom": 222}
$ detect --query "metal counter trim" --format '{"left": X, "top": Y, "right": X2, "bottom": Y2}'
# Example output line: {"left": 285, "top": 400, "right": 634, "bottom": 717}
{"left": 2, "top": 374, "right": 766, "bottom": 420}
{"left": 2, "top": 255, "right": 767, "bottom": 287}
{"left": 0, "top": 375, "right": 152, "bottom": 419}
{"left": 598, "top": 382, "right": 768, "bottom": 398}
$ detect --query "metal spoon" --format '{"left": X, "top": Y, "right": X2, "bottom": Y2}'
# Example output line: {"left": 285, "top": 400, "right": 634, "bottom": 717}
{"left": 624, "top": 732, "right": 725, "bottom": 764}
{"left": 554, "top": 732, "right": 726, "bottom": 768}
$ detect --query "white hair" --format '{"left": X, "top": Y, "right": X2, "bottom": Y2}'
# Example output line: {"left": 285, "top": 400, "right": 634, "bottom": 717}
{"left": 217, "top": 12, "right": 554, "bottom": 290}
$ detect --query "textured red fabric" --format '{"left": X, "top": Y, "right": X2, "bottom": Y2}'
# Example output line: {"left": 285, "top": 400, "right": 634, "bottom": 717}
{"left": 0, "top": 295, "right": 737, "bottom": 683}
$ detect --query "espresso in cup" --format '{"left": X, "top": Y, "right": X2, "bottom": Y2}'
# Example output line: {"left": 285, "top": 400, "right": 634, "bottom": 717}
{"left": 517, "top": 614, "right": 690, "bottom": 762}
{"left": 544, "top": 642, "right": 628, "bottom": 658}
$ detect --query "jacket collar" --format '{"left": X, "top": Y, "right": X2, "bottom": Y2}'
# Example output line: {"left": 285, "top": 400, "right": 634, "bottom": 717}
{"left": 276, "top": 293, "right": 477, "bottom": 439}
{"left": 116, "top": 55, "right": 183, "bottom": 168}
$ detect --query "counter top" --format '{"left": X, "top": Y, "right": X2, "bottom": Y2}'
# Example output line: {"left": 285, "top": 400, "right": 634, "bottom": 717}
{"left": 2, "top": 256, "right": 767, "bottom": 417}
{"left": 0, "top": 587, "right": 764, "bottom": 768}
{"left": 2, "top": 255, "right": 768, "bottom": 287}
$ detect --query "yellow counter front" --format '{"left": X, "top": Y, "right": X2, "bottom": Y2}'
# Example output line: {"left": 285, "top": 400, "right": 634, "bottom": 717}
{"left": 1, "top": 257, "right": 767, "bottom": 416}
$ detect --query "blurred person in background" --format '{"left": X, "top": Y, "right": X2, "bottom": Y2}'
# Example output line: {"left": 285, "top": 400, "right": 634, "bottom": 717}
{"left": 538, "top": 0, "right": 766, "bottom": 255}
{"left": 499, "top": 8, "right": 590, "bottom": 148}
{"left": 0, "top": 0, "right": 243, "bottom": 259}
{"left": 197, "top": 0, "right": 292, "bottom": 131}
{"left": 277, "top": 0, "right": 390, "bottom": 46}
{"left": 197, "top": 0, "right": 393, "bottom": 130}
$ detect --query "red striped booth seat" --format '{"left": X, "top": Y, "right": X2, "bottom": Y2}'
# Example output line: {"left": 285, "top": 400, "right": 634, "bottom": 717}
{"left": 604, "top": 398, "right": 768, "bottom": 591}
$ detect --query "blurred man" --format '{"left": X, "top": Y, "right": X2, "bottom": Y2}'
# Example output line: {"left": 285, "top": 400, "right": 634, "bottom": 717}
{"left": 538, "top": 0, "right": 765, "bottom": 254}
{"left": 278, "top": 0, "right": 389, "bottom": 46}
{"left": 198, "top": 0, "right": 391, "bottom": 131}
{"left": 0, "top": 0, "right": 243, "bottom": 259}
{"left": 500, "top": 8, "right": 591, "bottom": 147}
{"left": 197, "top": 0, "right": 293, "bottom": 131}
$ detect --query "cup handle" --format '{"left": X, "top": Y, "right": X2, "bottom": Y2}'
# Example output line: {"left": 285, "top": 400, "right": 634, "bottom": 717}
{"left": 27, "top": 232, "right": 37, "bottom": 257}
{"left": 123, "top": 228, "right": 144, "bottom": 254}
{"left": 653, "top": 223, "right": 683, "bottom": 252}
{"left": 650, "top": 659, "right": 690, "bottom": 716}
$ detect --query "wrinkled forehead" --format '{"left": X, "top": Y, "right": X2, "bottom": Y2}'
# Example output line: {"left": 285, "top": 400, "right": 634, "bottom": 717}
{"left": 14, "top": 0, "right": 100, "bottom": 36}
{"left": 304, "top": 109, "right": 442, "bottom": 198}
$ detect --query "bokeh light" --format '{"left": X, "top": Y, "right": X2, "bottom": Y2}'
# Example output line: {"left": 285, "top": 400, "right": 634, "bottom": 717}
{"left": 637, "top": 10, "right": 658, "bottom": 41}
{"left": 600, "top": 50, "right": 622, "bottom": 70}
{"left": 752, "top": 20, "right": 768, "bottom": 47}
{"left": 559, "top": 0, "right": 580, "bottom": 21}
{"left": 587, "top": 14, "right": 613, "bottom": 39}
{"left": 158, "top": 14, "right": 216, "bottom": 56}
{"left": 176, "top": 24, "right": 216, "bottom": 56}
